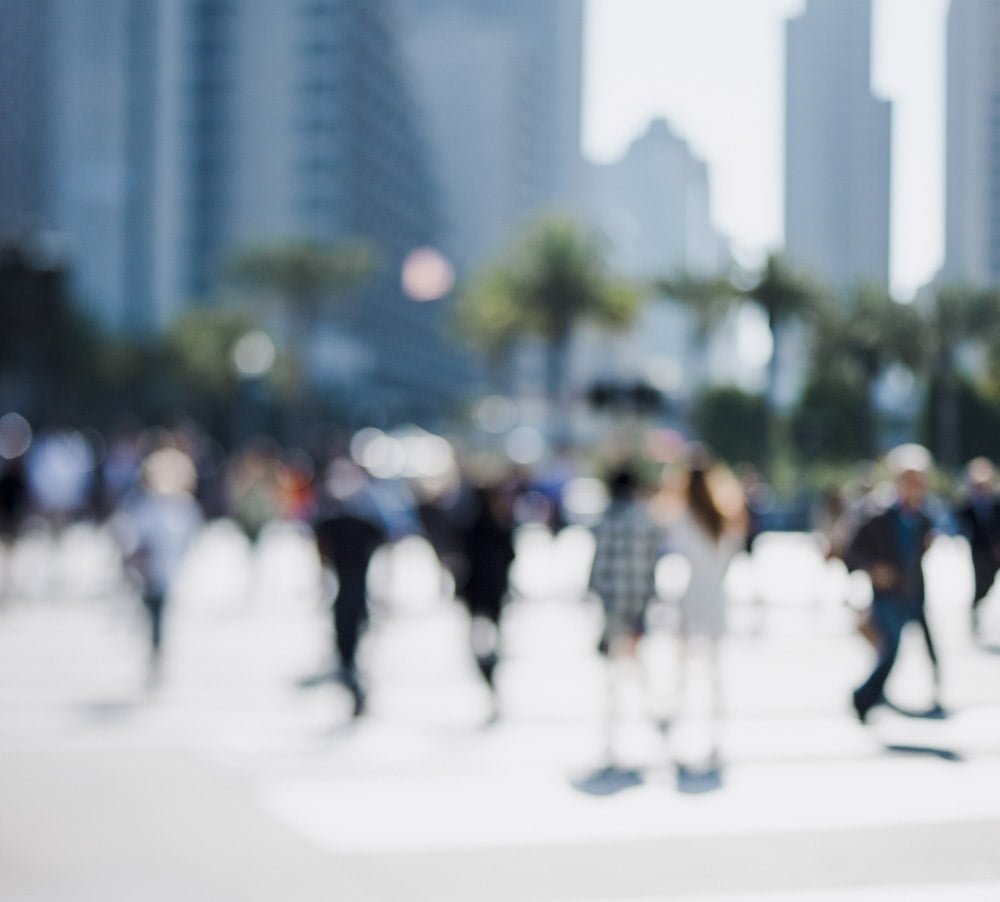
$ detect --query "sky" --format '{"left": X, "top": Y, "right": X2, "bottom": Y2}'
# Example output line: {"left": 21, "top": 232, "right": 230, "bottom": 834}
{"left": 583, "top": 0, "right": 950, "bottom": 299}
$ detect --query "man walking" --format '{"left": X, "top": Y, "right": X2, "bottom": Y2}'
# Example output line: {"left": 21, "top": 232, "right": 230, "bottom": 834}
{"left": 847, "top": 444, "right": 942, "bottom": 723}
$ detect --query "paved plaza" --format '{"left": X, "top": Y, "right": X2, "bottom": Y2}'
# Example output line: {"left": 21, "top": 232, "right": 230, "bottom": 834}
{"left": 2, "top": 522, "right": 1000, "bottom": 900}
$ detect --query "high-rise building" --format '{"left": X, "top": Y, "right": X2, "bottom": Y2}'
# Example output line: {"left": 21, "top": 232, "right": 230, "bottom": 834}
{"left": 0, "top": 0, "right": 53, "bottom": 236}
{"left": 398, "top": 0, "right": 584, "bottom": 271}
{"left": 943, "top": 0, "right": 1000, "bottom": 286}
{"left": 0, "top": 0, "right": 469, "bottom": 422}
{"left": 586, "top": 118, "right": 728, "bottom": 280}
{"left": 573, "top": 118, "right": 748, "bottom": 404}
{"left": 784, "top": 0, "right": 891, "bottom": 290}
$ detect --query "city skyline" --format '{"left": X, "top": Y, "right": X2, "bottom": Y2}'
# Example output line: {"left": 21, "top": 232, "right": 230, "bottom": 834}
{"left": 584, "top": 0, "right": 949, "bottom": 299}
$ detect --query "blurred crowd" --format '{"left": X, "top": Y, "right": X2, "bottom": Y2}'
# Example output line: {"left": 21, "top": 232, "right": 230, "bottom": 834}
{"left": 1, "top": 414, "right": 999, "bottom": 769}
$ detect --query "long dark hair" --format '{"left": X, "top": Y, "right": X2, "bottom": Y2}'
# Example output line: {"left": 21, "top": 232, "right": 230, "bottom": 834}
{"left": 687, "top": 466, "right": 725, "bottom": 540}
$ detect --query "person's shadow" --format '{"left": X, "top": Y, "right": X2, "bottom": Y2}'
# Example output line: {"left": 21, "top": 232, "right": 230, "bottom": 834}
{"left": 675, "top": 759, "right": 724, "bottom": 794}
{"left": 571, "top": 765, "right": 645, "bottom": 797}
{"left": 75, "top": 699, "right": 141, "bottom": 723}
{"left": 884, "top": 744, "right": 963, "bottom": 762}
{"left": 884, "top": 700, "right": 950, "bottom": 720}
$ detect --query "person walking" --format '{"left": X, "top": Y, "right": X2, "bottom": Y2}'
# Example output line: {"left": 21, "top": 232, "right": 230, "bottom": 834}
{"left": 956, "top": 457, "right": 1000, "bottom": 637}
{"left": 114, "top": 447, "right": 203, "bottom": 685}
{"left": 311, "top": 458, "right": 388, "bottom": 718}
{"left": 847, "top": 444, "right": 943, "bottom": 723}
{"left": 456, "top": 477, "right": 517, "bottom": 719}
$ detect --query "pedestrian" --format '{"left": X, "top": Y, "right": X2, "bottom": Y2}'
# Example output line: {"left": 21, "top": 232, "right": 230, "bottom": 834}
{"left": 668, "top": 451, "right": 746, "bottom": 758}
{"left": 456, "top": 477, "right": 516, "bottom": 720}
{"left": 847, "top": 444, "right": 943, "bottom": 723}
{"left": 955, "top": 456, "right": 1000, "bottom": 636}
{"left": 311, "top": 458, "right": 387, "bottom": 717}
{"left": 588, "top": 466, "right": 664, "bottom": 760}
{"left": 0, "top": 455, "right": 29, "bottom": 543}
{"left": 114, "top": 447, "right": 203, "bottom": 685}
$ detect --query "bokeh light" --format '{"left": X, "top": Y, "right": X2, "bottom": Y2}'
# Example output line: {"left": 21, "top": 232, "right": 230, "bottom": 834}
{"left": 401, "top": 246, "right": 455, "bottom": 302}
{"left": 474, "top": 395, "right": 518, "bottom": 433}
{"left": 504, "top": 426, "right": 546, "bottom": 465}
{"left": 232, "top": 331, "right": 276, "bottom": 378}
{"left": 0, "top": 412, "right": 32, "bottom": 460}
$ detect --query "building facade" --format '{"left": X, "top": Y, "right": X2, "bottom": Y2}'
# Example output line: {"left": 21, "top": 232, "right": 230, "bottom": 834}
{"left": 784, "top": 0, "right": 891, "bottom": 290}
{"left": 0, "top": 0, "right": 53, "bottom": 236}
{"left": 943, "top": 0, "right": 1000, "bottom": 286}
{"left": 586, "top": 118, "right": 728, "bottom": 281}
{"left": 397, "top": 0, "right": 584, "bottom": 271}
{"left": 0, "top": 0, "right": 470, "bottom": 422}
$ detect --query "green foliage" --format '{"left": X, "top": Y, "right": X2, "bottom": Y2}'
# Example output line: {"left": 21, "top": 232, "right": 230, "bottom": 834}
{"left": 228, "top": 238, "right": 376, "bottom": 319}
{"left": 813, "top": 285, "right": 926, "bottom": 378}
{"left": 164, "top": 307, "right": 260, "bottom": 397}
{"left": 921, "top": 374, "right": 1000, "bottom": 464}
{"left": 456, "top": 217, "right": 638, "bottom": 355}
{"left": 655, "top": 271, "right": 737, "bottom": 336}
{"left": 791, "top": 369, "right": 874, "bottom": 463}
{"left": 693, "top": 386, "right": 768, "bottom": 469}
{"left": 745, "top": 254, "right": 822, "bottom": 331}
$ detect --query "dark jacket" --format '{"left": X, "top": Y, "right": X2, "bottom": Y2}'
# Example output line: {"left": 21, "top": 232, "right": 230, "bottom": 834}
{"left": 956, "top": 496, "right": 1000, "bottom": 561}
{"left": 845, "top": 504, "right": 933, "bottom": 604}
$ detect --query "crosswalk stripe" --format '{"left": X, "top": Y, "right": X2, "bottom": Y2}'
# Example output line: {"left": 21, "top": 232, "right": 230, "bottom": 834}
{"left": 258, "top": 755, "right": 1000, "bottom": 854}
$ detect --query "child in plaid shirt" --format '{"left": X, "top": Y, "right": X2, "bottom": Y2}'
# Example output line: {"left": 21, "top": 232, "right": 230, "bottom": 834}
{"left": 589, "top": 468, "right": 664, "bottom": 656}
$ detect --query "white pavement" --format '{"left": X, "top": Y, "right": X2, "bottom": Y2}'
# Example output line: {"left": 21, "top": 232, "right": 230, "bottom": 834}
{"left": 1, "top": 522, "right": 1000, "bottom": 900}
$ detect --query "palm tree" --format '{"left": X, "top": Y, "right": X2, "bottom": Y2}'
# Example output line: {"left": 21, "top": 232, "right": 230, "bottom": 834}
{"left": 228, "top": 238, "right": 375, "bottom": 435}
{"left": 457, "top": 217, "right": 638, "bottom": 438}
{"left": 744, "top": 254, "right": 821, "bottom": 408}
{"left": 921, "top": 285, "right": 1000, "bottom": 470}
{"left": 803, "top": 284, "right": 926, "bottom": 458}
{"left": 655, "top": 270, "right": 739, "bottom": 389}
{"left": 656, "top": 254, "right": 820, "bottom": 469}
{"left": 229, "top": 238, "right": 375, "bottom": 337}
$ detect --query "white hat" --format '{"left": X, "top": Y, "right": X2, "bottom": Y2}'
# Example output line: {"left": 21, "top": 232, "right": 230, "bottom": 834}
{"left": 886, "top": 443, "right": 933, "bottom": 477}
{"left": 143, "top": 448, "right": 197, "bottom": 496}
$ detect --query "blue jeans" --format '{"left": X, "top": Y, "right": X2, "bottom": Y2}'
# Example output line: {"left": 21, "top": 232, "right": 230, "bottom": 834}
{"left": 854, "top": 595, "right": 937, "bottom": 713}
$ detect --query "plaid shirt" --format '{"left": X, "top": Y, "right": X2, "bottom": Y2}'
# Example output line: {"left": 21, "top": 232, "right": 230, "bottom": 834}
{"left": 589, "top": 499, "right": 664, "bottom": 636}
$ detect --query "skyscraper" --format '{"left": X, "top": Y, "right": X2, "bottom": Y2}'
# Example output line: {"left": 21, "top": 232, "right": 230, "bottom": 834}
{"left": 943, "top": 0, "right": 1000, "bottom": 286}
{"left": 398, "top": 0, "right": 584, "bottom": 271}
{"left": 0, "top": 0, "right": 52, "bottom": 236}
{"left": 784, "top": 0, "right": 891, "bottom": 290}
{"left": 0, "top": 0, "right": 469, "bottom": 421}
{"left": 586, "top": 118, "right": 728, "bottom": 280}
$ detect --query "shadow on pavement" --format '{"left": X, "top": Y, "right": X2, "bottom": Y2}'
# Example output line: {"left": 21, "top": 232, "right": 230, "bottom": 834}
{"left": 75, "top": 699, "right": 142, "bottom": 723}
{"left": 884, "top": 744, "right": 964, "bottom": 762}
{"left": 571, "top": 765, "right": 645, "bottom": 797}
{"left": 675, "top": 762, "right": 724, "bottom": 794}
{"left": 884, "top": 700, "right": 950, "bottom": 720}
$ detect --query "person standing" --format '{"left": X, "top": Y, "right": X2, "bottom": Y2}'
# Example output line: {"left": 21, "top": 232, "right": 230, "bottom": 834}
{"left": 847, "top": 444, "right": 942, "bottom": 722}
{"left": 668, "top": 454, "right": 746, "bottom": 757}
{"left": 956, "top": 457, "right": 1000, "bottom": 636}
{"left": 588, "top": 467, "right": 664, "bottom": 759}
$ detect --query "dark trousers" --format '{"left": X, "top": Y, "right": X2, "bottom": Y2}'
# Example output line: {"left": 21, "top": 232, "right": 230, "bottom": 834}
{"left": 972, "top": 553, "right": 998, "bottom": 609}
{"left": 142, "top": 590, "right": 166, "bottom": 657}
{"left": 334, "top": 580, "right": 367, "bottom": 672}
{"left": 855, "top": 597, "right": 938, "bottom": 713}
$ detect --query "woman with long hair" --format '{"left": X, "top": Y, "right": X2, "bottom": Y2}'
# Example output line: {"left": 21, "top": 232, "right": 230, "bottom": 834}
{"left": 669, "top": 449, "right": 746, "bottom": 763}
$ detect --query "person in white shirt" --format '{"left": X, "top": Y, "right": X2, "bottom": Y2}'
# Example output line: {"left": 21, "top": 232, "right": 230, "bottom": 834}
{"left": 667, "top": 450, "right": 746, "bottom": 763}
{"left": 114, "top": 447, "right": 203, "bottom": 684}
